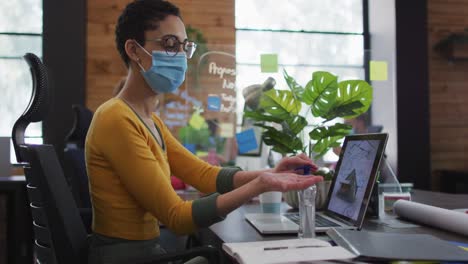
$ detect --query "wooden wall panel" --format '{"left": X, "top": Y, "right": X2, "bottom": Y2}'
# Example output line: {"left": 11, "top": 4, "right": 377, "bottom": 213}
{"left": 428, "top": 0, "right": 468, "bottom": 186}
{"left": 86, "top": 0, "right": 235, "bottom": 111}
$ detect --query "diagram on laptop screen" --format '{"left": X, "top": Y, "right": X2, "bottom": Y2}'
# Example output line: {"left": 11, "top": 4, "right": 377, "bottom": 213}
{"left": 327, "top": 140, "right": 380, "bottom": 220}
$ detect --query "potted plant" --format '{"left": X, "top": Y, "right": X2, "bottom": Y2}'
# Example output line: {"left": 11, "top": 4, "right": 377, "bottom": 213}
{"left": 243, "top": 70, "right": 373, "bottom": 208}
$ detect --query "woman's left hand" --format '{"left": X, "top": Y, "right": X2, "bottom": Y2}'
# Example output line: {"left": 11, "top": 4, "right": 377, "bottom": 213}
{"left": 273, "top": 153, "right": 318, "bottom": 174}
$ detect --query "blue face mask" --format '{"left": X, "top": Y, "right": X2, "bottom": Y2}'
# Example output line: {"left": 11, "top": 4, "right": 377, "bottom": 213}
{"left": 137, "top": 47, "right": 187, "bottom": 94}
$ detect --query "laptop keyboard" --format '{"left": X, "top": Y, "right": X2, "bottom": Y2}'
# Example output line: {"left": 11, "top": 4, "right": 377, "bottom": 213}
{"left": 285, "top": 213, "right": 341, "bottom": 227}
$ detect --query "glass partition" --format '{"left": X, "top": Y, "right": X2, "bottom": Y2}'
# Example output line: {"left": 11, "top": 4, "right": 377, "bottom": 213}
{"left": 159, "top": 44, "right": 238, "bottom": 166}
{"left": 0, "top": 0, "right": 43, "bottom": 164}
{"left": 158, "top": 44, "right": 394, "bottom": 167}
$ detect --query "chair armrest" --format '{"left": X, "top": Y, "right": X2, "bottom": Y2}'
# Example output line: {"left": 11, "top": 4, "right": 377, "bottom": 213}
{"left": 134, "top": 245, "right": 220, "bottom": 264}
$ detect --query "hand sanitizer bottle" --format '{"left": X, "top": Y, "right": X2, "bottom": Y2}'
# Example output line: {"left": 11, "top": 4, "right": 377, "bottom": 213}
{"left": 298, "top": 183, "right": 316, "bottom": 238}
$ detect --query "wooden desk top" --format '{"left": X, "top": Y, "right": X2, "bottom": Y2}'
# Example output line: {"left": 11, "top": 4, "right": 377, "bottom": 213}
{"left": 206, "top": 190, "right": 468, "bottom": 244}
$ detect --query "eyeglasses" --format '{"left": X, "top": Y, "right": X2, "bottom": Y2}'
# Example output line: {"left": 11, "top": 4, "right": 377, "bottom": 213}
{"left": 146, "top": 34, "right": 197, "bottom": 59}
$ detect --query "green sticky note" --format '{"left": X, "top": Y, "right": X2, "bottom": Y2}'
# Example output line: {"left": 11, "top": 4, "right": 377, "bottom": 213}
{"left": 196, "top": 151, "right": 208, "bottom": 157}
{"left": 370, "top": 61, "right": 388, "bottom": 81}
{"left": 189, "top": 113, "right": 205, "bottom": 130}
{"left": 260, "top": 54, "right": 278, "bottom": 73}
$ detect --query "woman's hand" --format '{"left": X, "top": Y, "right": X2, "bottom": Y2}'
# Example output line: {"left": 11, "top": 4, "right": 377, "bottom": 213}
{"left": 273, "top": 153, "right": 318, "bottom": 174}
{"left": 256, "top": 171, "right": 323, "bottom": 193}
{"left": 215, "top": 169, "right": 323, "bottom": 217}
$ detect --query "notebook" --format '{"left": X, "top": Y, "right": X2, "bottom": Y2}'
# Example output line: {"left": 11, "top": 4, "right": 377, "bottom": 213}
{"left": 245, "top": 133, "right": 388, "bottom": 234}
{"left": 327, "top": 228, "right": 468, "bottom": 262}
{"left": 222, "top": 238, "right": 356, "bottom": 264}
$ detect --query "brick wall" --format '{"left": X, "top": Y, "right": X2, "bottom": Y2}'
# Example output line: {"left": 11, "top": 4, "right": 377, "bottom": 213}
{"left": 428, "top": 0, "right": 468, "bottom": 188}
{"left": 86, "top": 0, "right": 235, "bottom": 110}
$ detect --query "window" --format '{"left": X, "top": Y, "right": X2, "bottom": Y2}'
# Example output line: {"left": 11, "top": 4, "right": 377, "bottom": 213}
{"left": 235, "top": 0, "right": 368, "bottom": 161}
{"left": 0, "top": 0, "right": 43, "bottom": 162}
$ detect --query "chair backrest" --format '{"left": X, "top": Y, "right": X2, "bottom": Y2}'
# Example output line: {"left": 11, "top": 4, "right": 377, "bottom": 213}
{"left": 64, "top": 148, "right": 91, "bottom": 208}
{"left": 12, "top": 53, "right": 51, "bottom": 163}
{"left": 64, "top": 105, "right": 93, "bottom": 209}
{"left": 65, "top": 105, "right": 93, "bottom": 149}
{"left": 24, "top": 144, "right": 88, "bottom": 264}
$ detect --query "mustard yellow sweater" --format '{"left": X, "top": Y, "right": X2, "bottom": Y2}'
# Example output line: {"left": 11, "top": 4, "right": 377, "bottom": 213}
{"left": 85, "top": 98, "right": 238, "bottom": 240}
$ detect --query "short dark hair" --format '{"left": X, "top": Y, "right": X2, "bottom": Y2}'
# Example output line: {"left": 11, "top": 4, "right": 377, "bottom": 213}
{"left": 115, "top": 0, "right": 181, "bottom": 67}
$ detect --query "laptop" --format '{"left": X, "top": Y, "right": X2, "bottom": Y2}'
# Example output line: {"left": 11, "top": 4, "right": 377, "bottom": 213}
{"left": 245, "top": 133, "right": 388, "bottom": 234}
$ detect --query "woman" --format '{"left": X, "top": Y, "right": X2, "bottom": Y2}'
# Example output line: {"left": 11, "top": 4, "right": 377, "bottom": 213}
{"left": 85, "top": 0, "right": 323, "bottom": 263}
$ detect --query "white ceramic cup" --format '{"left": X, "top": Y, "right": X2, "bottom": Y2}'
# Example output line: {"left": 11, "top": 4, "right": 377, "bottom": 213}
{"left": 259, "top": 191, "right": 282, "bottom": 213}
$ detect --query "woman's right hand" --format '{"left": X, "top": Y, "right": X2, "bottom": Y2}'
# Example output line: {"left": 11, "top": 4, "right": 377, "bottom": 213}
{"left": 256, "top": 171, "right": 323, "bottom": 193}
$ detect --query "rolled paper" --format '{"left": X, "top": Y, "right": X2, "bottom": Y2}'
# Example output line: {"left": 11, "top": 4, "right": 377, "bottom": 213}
{"left": 393, "top": 200, "right": 468, "bottom": 236}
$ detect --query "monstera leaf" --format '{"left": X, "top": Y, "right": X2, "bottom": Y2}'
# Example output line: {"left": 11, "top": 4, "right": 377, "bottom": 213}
{"left": 244, "top": 109, "right": 283, "bottom": 124}
{"left": 281, "top": 115, "right": 308, "bottom": 136}
{"left": 284, "top": 70, "right": 304, "bottom": 99}
{"left": 301, "top": 71, "right": 338, "bottom": 117}
{"left": 309, "top": 123, "right": 353, "bottom": 158}
{"left": 260, "top": 89, "right": 301, "bottom": 119}
{"left": 256, "top": 124, "right": 304, "bottom": 156}
{"left": 324, "top": 80, "right": 372, "bottom": 120}
{"left": 241, "top": 70, "right": 373, "bottom": 159}
{"left": 244, "top": 110, "right": 306, "bottom": 154}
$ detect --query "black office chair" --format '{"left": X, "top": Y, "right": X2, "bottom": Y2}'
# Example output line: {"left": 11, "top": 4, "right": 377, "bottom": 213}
{"left": 65, "top": 104, "right": 93, "bottom": 151}
{"left": 12, "top": 53, "right": 219, "bottom": 263}
{"left": 64, "top": 105, "right": 94, "bottom": 232}
{"left": 10, "top": 53, "right": 55, "bottom": 262}
{"left": 23, "top": 144, "right": 219, "bottom": 264}
{"left": 12, "top": 53, "right": 51, "bottom": 163}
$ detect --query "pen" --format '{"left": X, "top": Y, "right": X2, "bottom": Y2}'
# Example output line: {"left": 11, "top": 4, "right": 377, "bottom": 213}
{"left": 263, "top": 246, "right": 288, "bottom": 251}
{"left": 263, "top": 245, "right": 325, "bottom": 251}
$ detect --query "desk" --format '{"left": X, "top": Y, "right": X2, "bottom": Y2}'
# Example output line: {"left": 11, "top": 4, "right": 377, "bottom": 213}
{"left": 195, "top": 190, "right": 468, "bottom": 262}
{"left": 0, "top": 176, "right": 33, "bottom": 264}
{"left": 364, "top": 190, "right": 468, "bottom": 243}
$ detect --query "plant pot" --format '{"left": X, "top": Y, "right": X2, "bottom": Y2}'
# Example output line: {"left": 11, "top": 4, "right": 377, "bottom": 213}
{"left": 283, "top": 180, "right": 332, "bottom": 210}
{"left": 315, "top": 180, "right": 332, "bottom": 209}
{"left": 282, "top": 190, "right": 299, "bottom": 209}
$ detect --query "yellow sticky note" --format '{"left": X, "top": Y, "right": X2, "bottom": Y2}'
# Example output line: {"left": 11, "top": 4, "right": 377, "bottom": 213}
{"left": 220, "top": 123, "right": 234, "bottom": 138}
{"left": 261, "top": 54, "right": 278, "bottom": 73}
{"left": 370, "top": 61, "right": 388, "bottom": 81}
{"left": 189, "top": 113, "right": 205, "bottom": 130}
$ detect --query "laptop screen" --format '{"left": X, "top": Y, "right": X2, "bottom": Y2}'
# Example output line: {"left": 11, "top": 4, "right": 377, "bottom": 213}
{"left": 325, "top": 134, "right": 388, "bottom": 226}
